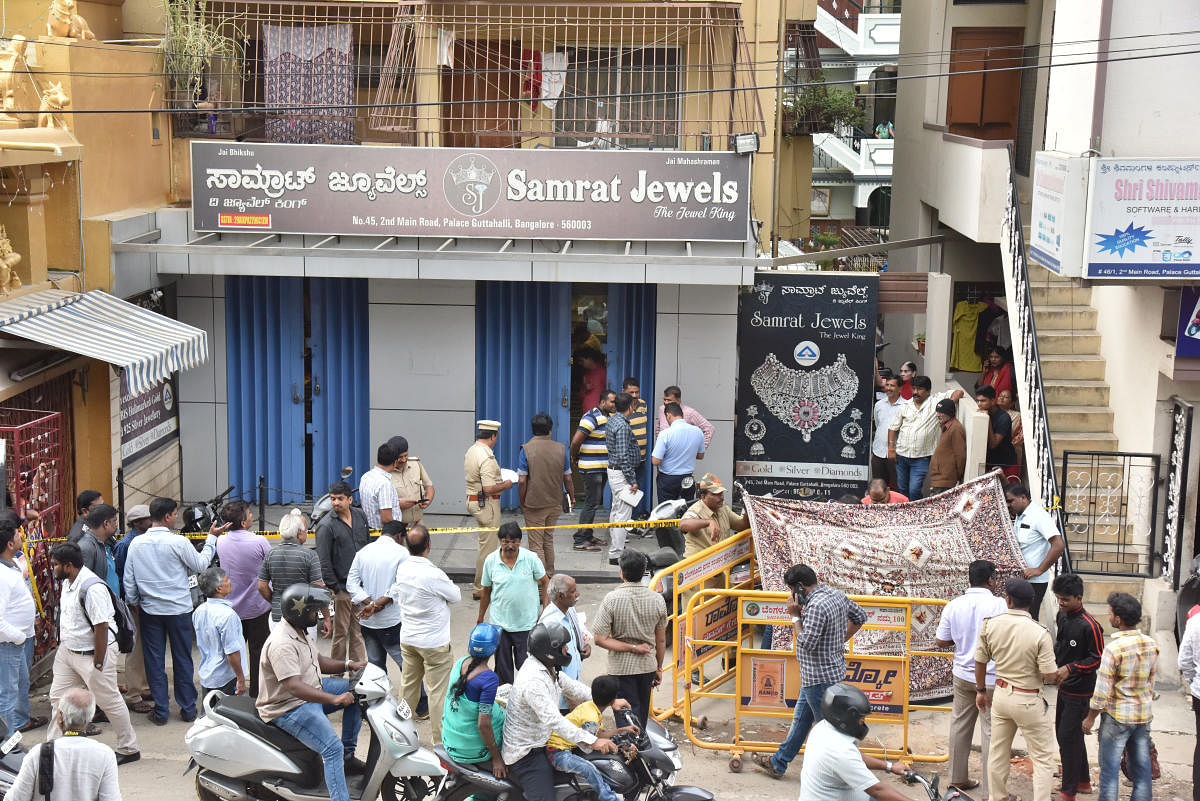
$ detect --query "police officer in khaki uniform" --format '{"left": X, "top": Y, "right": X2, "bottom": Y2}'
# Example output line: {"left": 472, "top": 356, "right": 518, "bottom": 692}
{"left": 974, "top": 577, "right": 1059, "bottom": 801}
{"left": 678, "top": 474, "right": 748, "bottom": 558}
{"left": 464, "top": 420, "right": 512, "bottom": 599}
{"left": 388, "top": 435, "right": 434, "bottom": 526}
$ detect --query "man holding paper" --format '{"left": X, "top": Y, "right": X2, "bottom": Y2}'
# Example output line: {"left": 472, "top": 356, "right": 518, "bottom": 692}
{"left": 604, "top": 392, "right": 641, "bottom": 566}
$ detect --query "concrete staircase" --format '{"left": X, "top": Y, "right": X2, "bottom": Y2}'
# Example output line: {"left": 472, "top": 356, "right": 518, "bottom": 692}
{"left": 1030, "top": 270, "right": 1118, "bottom": 460}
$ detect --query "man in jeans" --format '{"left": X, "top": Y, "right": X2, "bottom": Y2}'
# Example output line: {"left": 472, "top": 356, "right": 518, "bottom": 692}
{"left": 259, "top": 584, "right": 366, "bottom": 801}
{"left": 315, "top": 480, "right": 370, "bottom": 665}
{"left": 604, "top": 393, "right": 639, "bottom": 566}
{"left": 570, "top": 390, "right": 615, "bottom": 551}
{"left": 887, "top": 375, "right": 964, "bottom": 501}
{"left": 753, "top": 563, "right": 866, "bottom": 779}
{"left": 0, "top": 510, "right": 38, "bottom": 734}
{"left": 1083, "top": 592, "right": 1158, "bottom": 801}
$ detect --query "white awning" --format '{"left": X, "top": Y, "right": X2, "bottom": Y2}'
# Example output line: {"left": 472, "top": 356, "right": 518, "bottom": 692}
{"left": 0, "top": 289, "right": 208, "bottom": 394}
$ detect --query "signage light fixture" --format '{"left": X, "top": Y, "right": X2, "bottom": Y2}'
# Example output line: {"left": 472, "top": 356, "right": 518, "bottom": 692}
{"left": 731, "top": 133, "right": 760, "bottom": 155}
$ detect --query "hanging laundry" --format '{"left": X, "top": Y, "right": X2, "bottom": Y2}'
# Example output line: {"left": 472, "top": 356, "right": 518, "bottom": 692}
{"left": 949, "top": 299, "right": 987, "bottom": 372}
{"left": 521, "top": 49, "right": 542, "bottom": 109}
{"left": 987, "top": 313, "right": 1011, "bottom": 350}
{"left": 540, "top": 50, "right": 568, "bottom": 110}
{"left": 436, "top": 28, "right": 455, "bottom": 67}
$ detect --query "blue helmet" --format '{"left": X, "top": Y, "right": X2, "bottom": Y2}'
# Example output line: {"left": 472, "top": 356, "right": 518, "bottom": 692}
{"left": 469, "top": 623, "right": 501, "bottom": 658}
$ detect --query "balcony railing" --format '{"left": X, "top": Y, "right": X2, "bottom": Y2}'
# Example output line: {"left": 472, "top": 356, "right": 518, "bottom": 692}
{"left": 167, "top": 0, "right": 765, "bottom": 149}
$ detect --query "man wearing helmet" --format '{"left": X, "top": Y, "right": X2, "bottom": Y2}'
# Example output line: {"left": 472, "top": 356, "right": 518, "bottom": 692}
{"left": 799, "top": 684, "right": 911, "bottom": 801}
{"left": 257, "top": 583, "right": 367, "bottom": 801}
{"left": 502, "top": 621, "right": 627, "bottom": 801}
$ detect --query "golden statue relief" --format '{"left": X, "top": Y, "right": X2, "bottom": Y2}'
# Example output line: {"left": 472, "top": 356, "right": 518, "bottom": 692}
{"left": 46, "top": 0, "right": 95, "bottom": 40}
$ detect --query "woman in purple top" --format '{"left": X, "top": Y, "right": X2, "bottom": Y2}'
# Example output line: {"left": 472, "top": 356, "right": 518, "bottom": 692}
{"left": 216, "top": 500, "right": 272, "bottom": 697}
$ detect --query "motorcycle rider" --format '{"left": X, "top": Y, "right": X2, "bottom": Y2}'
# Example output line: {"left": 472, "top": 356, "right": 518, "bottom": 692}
{"left": 256, "top": 583, "right": 367, "bottom": 801}
{"left": 501, "top": 622, "right": 626, "bottom": 800}
{"left": 798, "top": 684, "right": 910, "bottom": 801}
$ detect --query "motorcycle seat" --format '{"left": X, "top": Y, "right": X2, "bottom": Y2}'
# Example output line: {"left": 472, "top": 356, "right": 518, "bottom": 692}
{"left": 211, "top": 694, "right": 308, "bottom": 755}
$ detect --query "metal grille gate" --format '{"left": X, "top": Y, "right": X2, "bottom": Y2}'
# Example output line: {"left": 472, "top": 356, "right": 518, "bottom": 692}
{"left": 1060, "top": 450, "right": 1161, "bottom": 578}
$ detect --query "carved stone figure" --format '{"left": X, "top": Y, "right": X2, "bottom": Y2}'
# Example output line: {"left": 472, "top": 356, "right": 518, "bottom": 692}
{"left": 0, "top": 226, "right": 23, "bottom": 295}
{"left": 37, "top": 81, "right": 69, "bottom": 130}
{"left": 0, "top": 36, "right": 32, "bottom": 128}
{"left": 46, "top": 0, "right": 95, "bottom": 40}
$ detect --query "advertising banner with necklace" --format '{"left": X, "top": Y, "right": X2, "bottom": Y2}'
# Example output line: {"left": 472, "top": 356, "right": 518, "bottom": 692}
{"left": 734, "top": 272, "right": 878, "bottom": 500}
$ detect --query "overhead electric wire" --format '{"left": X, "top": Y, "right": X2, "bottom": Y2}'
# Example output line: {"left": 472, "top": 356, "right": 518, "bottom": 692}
{"left": 8, "top": 39, "right": 1198, "bottom": 116}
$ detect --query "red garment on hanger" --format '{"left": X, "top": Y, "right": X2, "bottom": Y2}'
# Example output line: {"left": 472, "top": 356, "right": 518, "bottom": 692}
{"left": 521, "top": 49, "right": 542, "bottom": 108}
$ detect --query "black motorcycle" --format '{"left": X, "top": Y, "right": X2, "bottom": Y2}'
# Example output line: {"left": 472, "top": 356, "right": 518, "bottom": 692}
{"left": 432, "top": 709, "right": 709, "bottom": 801}
{"left": 0, "top": 717, "right": 27, "bottom": 799}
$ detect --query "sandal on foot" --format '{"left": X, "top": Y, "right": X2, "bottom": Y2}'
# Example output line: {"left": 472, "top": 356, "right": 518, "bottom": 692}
{"left": 751, "top": 752, "right": 783, "bottom": 779}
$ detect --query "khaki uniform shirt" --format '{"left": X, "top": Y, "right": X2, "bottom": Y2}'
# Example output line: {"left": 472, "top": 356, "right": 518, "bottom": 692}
{"left": 681, "top": 499, "right": 739, "bottom": 556}
{"left": 465, "top": 440, "right": 503, "bottom": 522}
{"left": 257, "top": 622, "right": 322, "bottom": 722}
{"left": 390, "top": 458, "right": 432, "bottom": 524}
{"left": 974, "top": 609, "right": 1056, "bottom": 690}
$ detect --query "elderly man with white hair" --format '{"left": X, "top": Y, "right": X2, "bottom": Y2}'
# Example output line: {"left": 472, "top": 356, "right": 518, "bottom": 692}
{"left": 257, "top": 509, "right": 330, "bottom": 637}
{"left": 8, "top": 688, "right": 122, "bottom": 801}
{"left": 538, "top": 573, "right": 589, "bottom": 708}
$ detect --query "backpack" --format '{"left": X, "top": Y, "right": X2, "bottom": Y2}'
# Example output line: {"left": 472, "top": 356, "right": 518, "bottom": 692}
{"left": 78, "top": 577, "right": 136, "bottom": 654}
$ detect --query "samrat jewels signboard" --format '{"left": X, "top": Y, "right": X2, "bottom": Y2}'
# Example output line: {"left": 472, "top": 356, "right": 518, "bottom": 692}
{"left": 190, "top": 141, "right": 751, "bottom": 242}
{"left": 734, "top": 272, "right": 879, "bottom": 500}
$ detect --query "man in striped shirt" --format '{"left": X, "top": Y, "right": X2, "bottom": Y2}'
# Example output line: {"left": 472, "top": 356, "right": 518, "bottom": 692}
{"left": 1083, "top": 592, "right": 1158, "bottom": 801}
{"left": 570, "top": 390, "right": 616, "bottom": 551}
{"left": 886, "top": 375, "right": 964, "bottom": 501}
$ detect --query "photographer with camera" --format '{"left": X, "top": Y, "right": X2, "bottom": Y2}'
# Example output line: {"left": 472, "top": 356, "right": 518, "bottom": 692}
{"left": 753, "top": 563, "right": 867, "bottom": 780}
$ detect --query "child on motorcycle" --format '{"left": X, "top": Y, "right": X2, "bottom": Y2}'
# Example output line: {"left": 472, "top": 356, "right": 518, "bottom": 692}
{"left": 545, "top": 674, "right": 640, "bottom": 801}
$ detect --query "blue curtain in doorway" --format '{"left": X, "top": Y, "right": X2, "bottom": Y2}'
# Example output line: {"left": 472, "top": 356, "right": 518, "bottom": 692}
{"left": 225, "top": 276, "right": 306, "bottom": 505}
{"left": 309, "top": 278, "right": 370, "bottom": 499}
{"left": 606, "top": 284, "right": 657, "bottom": 502}
{"left": 476, "top": 281, "right": 571, "bottom": 509}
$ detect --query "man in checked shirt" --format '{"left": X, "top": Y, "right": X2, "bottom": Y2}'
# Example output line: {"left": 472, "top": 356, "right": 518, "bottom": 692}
{"left": 753, "top": 563, "right": 866, "bottom": 780}
{"left": 1083, "top": 592, "right": 1158, "bottom": 801}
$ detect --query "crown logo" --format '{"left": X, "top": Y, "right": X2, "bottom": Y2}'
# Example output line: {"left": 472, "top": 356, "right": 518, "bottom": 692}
{"left": 754, "top": 280, "right": 775, "bottom": 304}
{"left": 450, "top": 158, "right": 494, "bottom": 189}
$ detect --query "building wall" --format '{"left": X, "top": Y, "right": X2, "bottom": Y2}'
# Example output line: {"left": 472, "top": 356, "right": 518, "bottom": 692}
{"left": 175, "top": 276, "right": 229, "bottom": 501}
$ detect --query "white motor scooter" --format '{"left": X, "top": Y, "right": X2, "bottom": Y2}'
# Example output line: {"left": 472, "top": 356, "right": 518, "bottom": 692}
{"left": 185, "top": 663, "right": 443, "bottom": 801}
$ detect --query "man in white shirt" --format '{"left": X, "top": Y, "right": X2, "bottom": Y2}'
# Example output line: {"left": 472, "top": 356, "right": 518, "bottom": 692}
{"left": 8, "top": 689, "right": 122, "bottom": 801}
{"left": 871, "top": 377, "right": 903, "bottom": 490}
{"left": 1005, "top": 482, "right": 1066, "bottom": 621}
{"left": 358, "top": 442, "right": 402, "bottom": 529}
{"left": 390, "top": 524, "right": 460, "bottom": 742}
{"left": 935, "top": 560, "right": 1007, "bottom": 796}
{"left": 0, "top": 510, "right": 37, "bottom": 734}
{"left": 349, "top": 520, "right": 428, "bottom": 717}
{"left": 47, "top": 542, "right": 140, "bottom": 763}
{"left": 797, "top": 684, "right": 909, "bottom": 801}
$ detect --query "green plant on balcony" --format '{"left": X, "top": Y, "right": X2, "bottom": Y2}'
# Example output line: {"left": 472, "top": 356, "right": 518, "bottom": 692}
{"left": 782, "top": 81, "right": 865, "bottom": 136}
{"left": 161, "top": 0, "right": 242, "bottom": 106}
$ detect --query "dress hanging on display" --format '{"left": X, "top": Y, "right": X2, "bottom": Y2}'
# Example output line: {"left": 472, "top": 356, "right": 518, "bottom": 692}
{"left": 949, "top": 300, "right": 987, "bottom": 372}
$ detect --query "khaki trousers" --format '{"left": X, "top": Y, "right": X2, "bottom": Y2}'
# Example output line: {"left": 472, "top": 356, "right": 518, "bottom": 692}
{"left": 949, "top": 676, "right": 993, "bottom": 795}
{"left": 49, "top": 646, "right": 139, "bottom": 755}
{"left": 399, "top": 642, "right": 455, "bottom": 743}
{"left": 331, "top": 590, "right": 367, "bottom": 664}
{"left": 523, "top": 505, "right": 560, "bottom": 576}
{"left": 471, "top": 500, "right": 500, "bottom": 593}
{"left": 121, "top": 612, "right": 150, "bottom": 698}
{"left": 988, "top": 684, "right": 1056, "bottom": 801}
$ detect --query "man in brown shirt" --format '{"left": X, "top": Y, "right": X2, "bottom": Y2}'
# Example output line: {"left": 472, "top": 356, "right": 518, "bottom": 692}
{"left": 928, "top": 399, "right": 966, "bottom": 495}
{"left": 974, "top": 578, "right": 1059, "bottom": 801}
{"left": 518, "top": 413, "right": 574, "bottom": 576}
{"left": 258, "top": 584, "right": 366, "bottom": 801}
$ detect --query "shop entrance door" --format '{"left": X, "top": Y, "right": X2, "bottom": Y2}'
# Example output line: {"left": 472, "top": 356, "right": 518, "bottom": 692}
{"left": 226, "top": 276, "right": 369, "bottom": 504}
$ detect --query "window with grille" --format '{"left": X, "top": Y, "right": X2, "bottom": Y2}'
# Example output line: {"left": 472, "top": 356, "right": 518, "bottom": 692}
{"left": 553, "top": 47, "right": 680, "bottom": 149}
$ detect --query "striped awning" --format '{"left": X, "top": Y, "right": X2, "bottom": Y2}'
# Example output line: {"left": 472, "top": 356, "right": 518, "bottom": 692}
{"left": 0, "top": 289, "right": 208, "bottom": 394}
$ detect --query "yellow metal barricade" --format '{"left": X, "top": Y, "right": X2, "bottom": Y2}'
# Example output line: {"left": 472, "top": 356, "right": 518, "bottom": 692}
{"left": 677, "top": 586, "right": 953, "bottom": 771}
{"left": 648, "top": 529, "right": 757, "bottom": 726}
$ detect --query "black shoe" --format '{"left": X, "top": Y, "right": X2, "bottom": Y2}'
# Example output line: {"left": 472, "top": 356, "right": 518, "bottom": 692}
{"left": 180, "top": 710, "right": 197, "bottom": 723}
{"left": 415, "top": 698, "right": 429, "bottom": 719}
{"left": 93, "top": 710, "right": 109, "bottom": 723}
{"left": 609, "top": 558, "right": 619, "bottom": 566}
{"left": 116, "top": 751, "right": 141, "bottom": 766}
{"left": 345, "top": 756, "right": 368, "bottom": 774}
{"left": 148, "top": 712, "right": 168, "bottom": 726}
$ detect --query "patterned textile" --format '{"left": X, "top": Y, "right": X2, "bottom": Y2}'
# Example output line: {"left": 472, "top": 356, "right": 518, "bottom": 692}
{"left": 264, "top": 24, "right": 355, "bottom": 144}
{"left": 743, "top": 472, "right": 1025, "bottom": 699}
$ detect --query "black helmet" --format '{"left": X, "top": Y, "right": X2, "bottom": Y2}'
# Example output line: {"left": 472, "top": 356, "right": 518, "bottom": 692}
{"left": 821, "top": 683, "right": 871, "bottom": 740}
{"left": 280, "top": 583, "right": 332, "bottom": 629}
{"left": 527, "top": 622, "right": 572, "bottom": 669}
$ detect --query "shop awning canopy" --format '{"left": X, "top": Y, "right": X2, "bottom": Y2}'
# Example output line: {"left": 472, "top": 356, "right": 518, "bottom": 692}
{"left": 0, "top": 289, "right": 208, "bottom": 394}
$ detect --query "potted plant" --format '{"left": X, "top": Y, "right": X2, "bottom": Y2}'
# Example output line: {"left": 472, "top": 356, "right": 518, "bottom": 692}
{"left": 915, "top": 332, "right": 926, "bottom": 355}
{"left": 161, "top": 0, "right": 242, "bottom": 108}
{"left": 781, "top": 70, "right": 865, "bottom": 136}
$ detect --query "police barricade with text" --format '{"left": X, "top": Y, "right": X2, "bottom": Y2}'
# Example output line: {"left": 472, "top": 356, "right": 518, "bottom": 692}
{"left": 647, "top": 529, "right": 758, "bottom": 726}
{"left": 679, "top": 587, "right": 952, "bottom": 772}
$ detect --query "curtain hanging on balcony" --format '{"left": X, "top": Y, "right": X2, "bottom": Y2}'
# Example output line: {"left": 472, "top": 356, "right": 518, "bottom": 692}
{"left": 263, "top": 23, "right": 355, "bottom": 144}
